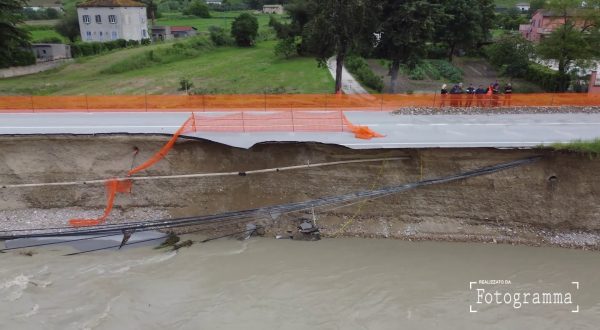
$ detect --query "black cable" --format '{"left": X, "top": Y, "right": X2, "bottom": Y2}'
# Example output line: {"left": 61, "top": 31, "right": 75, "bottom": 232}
{"left": 65, "top": 225, "right": 262, "bottom": 256}
{"left": 1, "top": 156, "right": 541, "bottom": 240}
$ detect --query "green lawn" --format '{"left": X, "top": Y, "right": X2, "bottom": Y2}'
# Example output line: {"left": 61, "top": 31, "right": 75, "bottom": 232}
{"left": 29, "top": 29, "right": 68, "bottom": 42}
{"left": 155, "top": 11, "right": 282, "bottom": 33}
{"left": 0, "top": 40, "right": 333, "bottom": 95}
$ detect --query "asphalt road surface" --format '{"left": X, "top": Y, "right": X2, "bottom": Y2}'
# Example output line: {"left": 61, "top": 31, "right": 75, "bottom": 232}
{"left": 1, "top": 112, "right": 599, "bottom": 149}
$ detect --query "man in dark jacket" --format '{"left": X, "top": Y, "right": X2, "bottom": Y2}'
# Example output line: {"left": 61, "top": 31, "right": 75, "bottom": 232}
{"left": 465, "top": 84, "right": 475, "bottom": 107}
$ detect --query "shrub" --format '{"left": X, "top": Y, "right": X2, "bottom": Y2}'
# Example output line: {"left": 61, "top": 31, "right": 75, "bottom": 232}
{"left": 345, "top": 55, "right": 384, "bottom": 92}
{"left": 524, "top": 63, "right": 562, "bottom": 92}
{"left": 183, "top": 0, "right": 211, "bottom": 18}
{"left": 429, "top": 60, "right": 462, "bottom": 82}
{"left": 35, "top": 37, "right": 63, "bottom": 43}
{"left": 231, "top": 13, "right": 258, "bottom": 47}
{"left": 209, "top": 26, "right": 233, "bottom": 46}
{"left": 179, "top": 77, "right": 194, "bottom": 91}
{"left": 274, "top": 38, "right": 297, "bottom": 59}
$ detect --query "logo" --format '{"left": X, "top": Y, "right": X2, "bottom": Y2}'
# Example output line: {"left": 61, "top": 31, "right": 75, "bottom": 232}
{"left": 468, "top": 280, "right": 579, "bottom": 313}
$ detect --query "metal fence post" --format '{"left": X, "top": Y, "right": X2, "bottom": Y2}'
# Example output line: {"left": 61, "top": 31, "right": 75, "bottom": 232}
{"left": 264, "top": 91, "right": 267, "bottom": 111}
{"left": 380, "top": 93, "right": 384, "bottom": 111}
{"left": 85, "top": 94, "right": 89, "bottom": 112}
{"left": 144, "top": 89, "right": 148, "bottom": 112}
{"left": 291, "top": 108, "right": 295, "bottom": 132}
{"left": 30, "top": 95, "right": 35, "bottom": 112}
{"left": 242, "top": 111, "right": 245, "bottom": 132}
{"left": 432, "top": 92, "right": 437, "bottom": 108}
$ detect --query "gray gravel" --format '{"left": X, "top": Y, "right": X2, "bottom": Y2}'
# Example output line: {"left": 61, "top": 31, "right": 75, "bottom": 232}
{"left": 391, "top": 106, "right": 600, "bottom": 116}
{"left": 0, "top": 207, "right": 171, "bottom": 232}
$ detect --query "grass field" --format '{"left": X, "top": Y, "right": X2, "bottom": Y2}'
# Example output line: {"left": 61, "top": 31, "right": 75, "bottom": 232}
{"left": 155, "top": 11, "right": 282, "bottom": 33}
{"left": 28, "top": 28, "right": 68, "bottom": 42}
{"left": 0, "top": 40, "right": 333, "bottom": 95}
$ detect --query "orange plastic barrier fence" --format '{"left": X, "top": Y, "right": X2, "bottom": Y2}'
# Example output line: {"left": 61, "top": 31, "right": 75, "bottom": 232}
{"left": 68, "top": 179, "right": 132, "bottom": 227}
{"left": 3, "top": 93, "right": 600, "bottom": 112}
{"left": 66, "top": 111, "right": 382, "bottom": 226}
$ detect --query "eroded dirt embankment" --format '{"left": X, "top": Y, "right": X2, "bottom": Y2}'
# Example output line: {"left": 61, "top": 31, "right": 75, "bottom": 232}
{"left": 0, "top": 135, "right": 599, "bottom": 249}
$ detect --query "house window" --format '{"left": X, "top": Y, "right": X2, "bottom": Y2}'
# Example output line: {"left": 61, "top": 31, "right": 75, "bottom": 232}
{"left": 142, "top": 29, "right": 147, "bottom": 38}
{"left": 99, "top": 31, "right": 103, "bottom": 37}
{"left": 109, "top": 15, "right": 116, "bottom": 24}
{"left": 95, "top": 15, "right": 102, "bottom": 24}
{"left": 83, "top": 15, "right": 90, "bottom": 24}
{"left": 86, "top": 31, "right": 92, "bottom": 40}
{"left": 111, "top": 31, "right": 118, "bottom": 39}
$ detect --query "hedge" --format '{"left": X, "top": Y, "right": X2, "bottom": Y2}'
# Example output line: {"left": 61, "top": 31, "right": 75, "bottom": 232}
{"left": 70, "top": 39, "right": 150, "bottom": 58}
{"left": 523, "top": 63, "right": 562, "bottom": 92}
{"left": 345, "top": 55, "right": 384, "bottom": 92}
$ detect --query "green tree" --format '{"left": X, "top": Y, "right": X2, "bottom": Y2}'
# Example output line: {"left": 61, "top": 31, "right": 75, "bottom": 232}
{"left": 485, "top": 34, "right": 534, "bottom": 77}
{"left": 377, "top": 0, "right": 445, "bottom": 93}
{"left": 303, "top": 0, "right": 375, "bottom": 93}
{"left": 0, "top": 0, "right": 34, "bottom": 68}
{"left": 495, "top": 7, "right": 528, "bottom": 30}
{"left": 231, "top": 13, "right": 259, "bottom": 46}
{"left": 274, "top": 37, "right": 298, "bottom": 58}
{"left": 56, "top": 10, "right": 80, "bottom": 42}
{"left": 141, "top": 0, "right": 159, "bottom": 24}
{"left": 528, "top": 0, "right": 546, "bottom": 17}
{"left": 537, "top": 0, "right": 600, "bottom": 91}
{"left": 184, "top": 0, "right": 211, "bottom": 18}
{"left": 437, "top": 0, "right": 494, "bottom": 62}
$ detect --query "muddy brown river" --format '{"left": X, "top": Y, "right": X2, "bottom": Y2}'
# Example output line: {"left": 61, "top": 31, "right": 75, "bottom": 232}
{"left": 1, "top": 237, "right": 599, "bottom": 329}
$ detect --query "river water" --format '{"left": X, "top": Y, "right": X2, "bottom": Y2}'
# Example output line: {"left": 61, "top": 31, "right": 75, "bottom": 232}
{"left": 1, "top": 237, "right": 599, "bottom": 329}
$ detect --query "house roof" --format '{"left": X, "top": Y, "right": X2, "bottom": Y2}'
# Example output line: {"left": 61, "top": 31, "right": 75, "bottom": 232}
{"left": 77, "top": 0, "right": 146, "bottom": 8}
{"left": 170, "top": 26, "right": 197, "bottom": 32}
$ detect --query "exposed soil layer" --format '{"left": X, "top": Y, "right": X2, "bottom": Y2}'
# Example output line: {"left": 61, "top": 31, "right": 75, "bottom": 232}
{"left": 0, "top": 135, "right": 599, "bottom": 249}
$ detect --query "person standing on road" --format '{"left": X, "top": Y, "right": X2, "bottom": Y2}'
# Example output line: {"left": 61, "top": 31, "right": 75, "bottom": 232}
{"left": 504, "top": 83, "right": 513, "bottom": 106}
{"left": 475, "top": 85, "right": 486, "bottom": 107}
{"left": 465, "top": 84, "right": 475, "bottom": 107}
{"left": 440, "top": 84, "right": 448, "bottom": 107}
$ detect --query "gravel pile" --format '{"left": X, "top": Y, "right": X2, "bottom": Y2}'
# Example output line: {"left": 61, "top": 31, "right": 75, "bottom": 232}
{"left": 391, "top": 106, "right": 600, "bottom": 116}
{"left": 0, "top": 207, "right": 171, "bottom": 233}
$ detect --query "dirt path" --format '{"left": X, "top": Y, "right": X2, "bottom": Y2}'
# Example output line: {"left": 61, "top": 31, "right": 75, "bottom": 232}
{"left": 327, "top": 57, "right": 369, "bottom": 94}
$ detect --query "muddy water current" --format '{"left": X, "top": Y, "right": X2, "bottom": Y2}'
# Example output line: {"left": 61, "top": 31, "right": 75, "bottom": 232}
{"left": 1, "top": 237, "right": 599, "bottom": 329}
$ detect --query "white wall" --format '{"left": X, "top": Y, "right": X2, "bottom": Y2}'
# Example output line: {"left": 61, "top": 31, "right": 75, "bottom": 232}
{"left": 77, "top": 7, "right": 148, "bottom": 42}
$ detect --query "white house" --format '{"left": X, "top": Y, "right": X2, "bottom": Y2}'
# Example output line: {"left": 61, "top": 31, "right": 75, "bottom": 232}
{"left": 263, "top": 4, "right": 284, "bottom": 14}
{"left": 205, "top": 0, "right": 223, "bottom": 5}
{"left": 77, "top": 0, "right": 148, "bottom": 42}
{"left": 515, "top": 3, "right": 530, "bottom": 12}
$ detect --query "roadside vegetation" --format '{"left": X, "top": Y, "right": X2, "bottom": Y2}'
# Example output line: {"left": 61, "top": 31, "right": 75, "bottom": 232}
{"left": 550, "top": 139, "right": 600, "bottom": 157}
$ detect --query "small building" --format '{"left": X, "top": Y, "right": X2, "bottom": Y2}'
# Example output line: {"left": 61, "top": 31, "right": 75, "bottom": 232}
{"left": 77, "top": 0, "right": 149, "bottom": 42}
{"left": 515, "top": 3, "right": 530, "bottom": 12}
{"left": 31, "top": 43, "right": 71, "bottom": 62}
{"left": 205, "top": 0, "right": 222, "bottom": 5}
{"left": 519, "top": 9, "right": 585, "bottom": 42}
{"left": 262, "top": 4, "right": 284, "bottom": 14}
{"left": 151, "top": 26, "right": 197, "bottom": 41}
{"left": 24, "top": 0, "right": 63, "bottom": 12}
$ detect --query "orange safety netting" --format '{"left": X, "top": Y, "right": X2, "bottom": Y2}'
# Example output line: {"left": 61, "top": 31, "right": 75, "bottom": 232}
{"left": 3, "top": 93, "right": 600, "bottom": 112}
{"left": 342, "top": 113, "right": 385, "bottom": 139}
{"left": 127, "top": 115, "right": 197, "bottom": 176}
{"left": 69, "top": 116, "right": 196, "bottom": 227}
{"left": 68, "top": 179, "right": 132, "bottom": 227}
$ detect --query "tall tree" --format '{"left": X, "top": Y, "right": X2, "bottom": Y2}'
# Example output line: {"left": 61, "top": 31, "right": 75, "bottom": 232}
{"left": 537, "top": 0, "right": 600, "bottom": 91}
{"left": 377, "top": 0, "right": 444, "bottom": 92}
{"left": 303, "top": 0, "right": 374, "bottom": 93}
{"left": 141, "top": 0, "right": 158, "bottom": 24}
{"left": 56, "top": 10, "right": 80, "bottom": 42}
{"left": 0, "top": 0, "right": 33, "bottom": 68}
{"left": 231, "top": 13, "right": 259, "bottom": 46}
{"left": 436, "top": 0, "right": 493, "bottom": 62}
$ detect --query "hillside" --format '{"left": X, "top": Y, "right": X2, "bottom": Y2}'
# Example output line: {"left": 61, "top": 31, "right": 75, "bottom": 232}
{"left": 0, "top": 40, "right": 333, "bottom": 95}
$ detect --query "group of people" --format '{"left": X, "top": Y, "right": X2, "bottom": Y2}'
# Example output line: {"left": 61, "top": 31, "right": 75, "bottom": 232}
{"left": 440, "top": 82, "right": 513, "bottom": 107}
